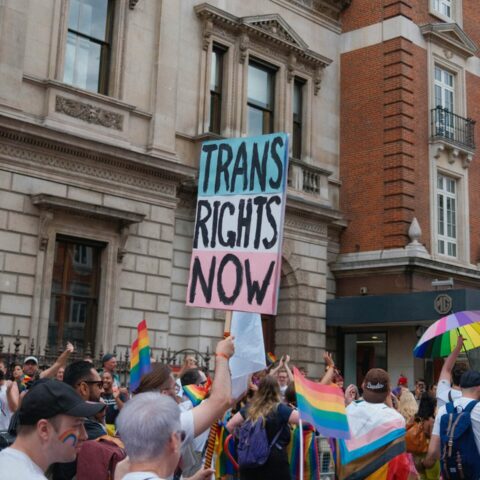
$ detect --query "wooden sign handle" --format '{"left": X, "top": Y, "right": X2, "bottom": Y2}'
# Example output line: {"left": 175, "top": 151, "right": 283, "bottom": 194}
{"left": 224, "top": 310, "right": 232, "bottom": 338}
{"left": 204, "top": 310, "right": 233, "bottom": 470}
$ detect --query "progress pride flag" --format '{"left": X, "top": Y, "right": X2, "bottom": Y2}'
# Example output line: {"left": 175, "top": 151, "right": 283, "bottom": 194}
{"left": 187, "top": 133, "right": 289, "bottom": 314}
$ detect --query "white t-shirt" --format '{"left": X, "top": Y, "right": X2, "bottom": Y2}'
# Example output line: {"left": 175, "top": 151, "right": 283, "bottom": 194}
{"left": 122, "top": 472, "right": 164, "bottom": 480}
{"left": 432, "top": 396, "right": 480, "bottom": 452}
{"left": 180, "top": 408, "right": 194, "bottom": 446}
{"left": 436, "top": 379, "right": 462, "bottom": 407}
{"left": 0, "top": 384, "right": 13, "bottom": 430}
{"left": 178, "top": 400, "right": 208, "bottom": 453}
{"left": 0, "top": 447, "right": 47, "bottom": 479}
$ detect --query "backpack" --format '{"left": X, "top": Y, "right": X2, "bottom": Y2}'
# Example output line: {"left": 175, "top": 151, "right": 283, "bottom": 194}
{"left": 236, "top": 416, "right": 283, "bottom": 469}
{"left": 440, "top": 400, "right": 480, "bottom": 479}
{"left": 405, "top": 419, "right": 429, "bottom": 454}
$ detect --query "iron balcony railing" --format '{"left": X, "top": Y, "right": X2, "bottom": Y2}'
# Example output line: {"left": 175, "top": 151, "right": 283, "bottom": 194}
{"left": 431, "top": 106, "right": 476, "bottom": 151}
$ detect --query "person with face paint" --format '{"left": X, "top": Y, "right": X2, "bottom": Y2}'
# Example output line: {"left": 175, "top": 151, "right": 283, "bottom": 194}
{"left": 0, "top": 379, "right": 104, "bottom": 479}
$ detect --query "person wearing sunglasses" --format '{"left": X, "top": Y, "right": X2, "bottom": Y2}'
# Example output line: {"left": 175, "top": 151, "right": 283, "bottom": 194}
{"left": 51, "top": 361, "right": 107, "bottom": 480}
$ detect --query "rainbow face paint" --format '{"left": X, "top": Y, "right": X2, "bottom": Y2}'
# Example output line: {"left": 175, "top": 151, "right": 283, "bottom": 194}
{"left": 58, "top": 428, "right": 78, "bottom": 447}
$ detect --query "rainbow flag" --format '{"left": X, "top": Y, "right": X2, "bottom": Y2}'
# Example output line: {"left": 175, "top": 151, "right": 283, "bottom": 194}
{"left": 266, "top": 352, "right": 277, "bottom": 364}
{"left": 287, "top": 423, "right": 320, "bottom": 480}
{"left": 214, "top": 415, "right": 237, "bottom": 477}
{"left": 293, "top": 367, "right": 350, "bottom": 439}
{"left": 129, "top": 320, "right": 151, "bottom": 392}
{"left": 183, "top": 381, "right": 209, "bottom": 406}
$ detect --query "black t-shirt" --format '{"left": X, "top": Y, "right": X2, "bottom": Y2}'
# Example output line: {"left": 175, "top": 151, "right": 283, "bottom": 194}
{"left": 101, "top": 392, "right": 127, "bottom": 425}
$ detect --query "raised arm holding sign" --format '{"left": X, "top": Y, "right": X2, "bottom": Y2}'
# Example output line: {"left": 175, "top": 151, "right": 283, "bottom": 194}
{"left": 186, "top": 133, "right": 289, "bottom": 472}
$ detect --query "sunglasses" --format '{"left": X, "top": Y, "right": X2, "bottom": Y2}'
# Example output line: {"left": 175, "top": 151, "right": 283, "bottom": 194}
{"left": 83, "top": 380, "right": 104, "bottom": 388}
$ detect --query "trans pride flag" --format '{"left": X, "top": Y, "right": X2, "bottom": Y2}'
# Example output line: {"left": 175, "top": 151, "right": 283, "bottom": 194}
{"left": 129, "top": 320, "right": 151, "bottom": 392}
{"left": 333, "top": 401, "right": 412, "bottom": 480}
{"left": 293, "top": 367, "right": 350, "bottom": 439}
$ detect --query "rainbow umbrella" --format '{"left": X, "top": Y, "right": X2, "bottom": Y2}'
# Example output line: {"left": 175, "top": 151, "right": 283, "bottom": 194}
{"left": 414, "top": 310, "right": 480, "bottom": 358}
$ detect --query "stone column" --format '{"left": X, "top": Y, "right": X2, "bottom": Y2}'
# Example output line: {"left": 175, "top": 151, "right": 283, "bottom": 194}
{"left": 0, "top": 0, "right": 29, "bottom": 110}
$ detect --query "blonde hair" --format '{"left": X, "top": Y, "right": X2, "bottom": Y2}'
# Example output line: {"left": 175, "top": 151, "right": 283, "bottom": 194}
{"left": 247, "top": 376, "right": 281, "bottom": 422}
{"left": 398, "top": 388, "right": 418, "bottom": 423}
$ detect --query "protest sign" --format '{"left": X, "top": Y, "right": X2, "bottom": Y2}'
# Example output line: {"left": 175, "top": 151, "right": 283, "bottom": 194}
{"left": 187, "top": 133, "right": 289, "bottom": 314}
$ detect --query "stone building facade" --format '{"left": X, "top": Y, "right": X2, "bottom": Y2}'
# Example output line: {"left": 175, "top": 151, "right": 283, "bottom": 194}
{"left": 328, "top": 0, "right": 480, "bottom": 386}
{"left": 0, "top": 0, "right": 347, "bottom": 377}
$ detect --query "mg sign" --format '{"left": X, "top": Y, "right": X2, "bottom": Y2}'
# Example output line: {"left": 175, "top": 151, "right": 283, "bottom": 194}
{"left": 434, "top": 294, "right": 453, "bottom": 315}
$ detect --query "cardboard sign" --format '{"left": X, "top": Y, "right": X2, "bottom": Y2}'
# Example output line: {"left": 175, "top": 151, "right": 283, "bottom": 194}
{"left": 186, "top": 133, "right": 289, "bottom": 314}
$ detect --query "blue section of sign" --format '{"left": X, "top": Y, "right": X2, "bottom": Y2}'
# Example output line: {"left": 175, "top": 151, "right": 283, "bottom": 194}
{"left": 198, "top": 133, "right": 289, "bottom": 196}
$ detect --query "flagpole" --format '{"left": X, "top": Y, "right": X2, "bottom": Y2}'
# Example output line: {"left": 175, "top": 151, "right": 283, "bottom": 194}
{"left": 299, "top": 418, "right": 304, "bottom": 480}
{"left": 204, "top": 310, "right": 233, "bottom": 471}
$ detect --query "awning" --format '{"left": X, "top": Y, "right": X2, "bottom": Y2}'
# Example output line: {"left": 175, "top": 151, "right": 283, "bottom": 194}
{"left": 326, "top": 289, "right": 480, "bottom": 327}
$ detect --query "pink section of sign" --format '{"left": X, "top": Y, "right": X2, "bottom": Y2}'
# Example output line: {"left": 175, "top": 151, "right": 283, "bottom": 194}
{"left": 186, "top": 250, "right": 281, "bottom": 315}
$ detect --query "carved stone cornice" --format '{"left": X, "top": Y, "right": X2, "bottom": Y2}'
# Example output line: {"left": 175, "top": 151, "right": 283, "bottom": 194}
{"left": 284, "top": 214, "right": 328, "bottom": 237}
{"left": 38, "top": 210, "right": 54, "bottom": 251}
{"left": 283, "top": 0, "right": 351, "bottom": 20}
{"left": 31, "top": 194, "right": 145, "bottom": 262}
{"left": 195, "top": 3, "right": 332, "bottom": 72}
{"left": 31, "top": 194, "right": 146, "bottom": 224}
{"left": 0, "top": 124, "right": 195, "bottom": 198}
{"left": 420, "top": 23, "right": 478, "bottom": 58}
{"left": 55, "top": 95, "right": 124, "bottom": 131}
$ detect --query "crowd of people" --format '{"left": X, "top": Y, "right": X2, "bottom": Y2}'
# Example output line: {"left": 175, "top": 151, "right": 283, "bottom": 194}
{"left": 0, "top": 335, "right": 479, "bottom": 480}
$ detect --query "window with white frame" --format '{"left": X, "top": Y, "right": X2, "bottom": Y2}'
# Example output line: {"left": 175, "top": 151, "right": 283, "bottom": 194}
{"left": 433, "top": 0, "right": 453, "bottom": 19}
{"left": 437, "top": 173, "right": 457, "bottom": 257}
{"left": 434, "top": 66, "right": 454, "bottom": 111}
{"left": 434, "top": 66, "right": 455, "bottom": 139}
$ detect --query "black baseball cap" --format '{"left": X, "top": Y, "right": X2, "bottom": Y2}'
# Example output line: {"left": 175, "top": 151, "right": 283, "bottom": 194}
{"left": 460, "top": 370, "right": 480, "bottom": 389}
{"left": 18, "top": 379, "right": 105, "bottom": 425}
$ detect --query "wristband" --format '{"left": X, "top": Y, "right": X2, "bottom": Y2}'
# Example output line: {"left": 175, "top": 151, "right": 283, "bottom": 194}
{"left": 216, "top": 353, "right": 230, "bottom": 360}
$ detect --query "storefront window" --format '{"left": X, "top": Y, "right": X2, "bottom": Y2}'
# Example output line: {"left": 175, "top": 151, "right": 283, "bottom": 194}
{"left": 344, "top": 332, "right": 387, "bottom": 387}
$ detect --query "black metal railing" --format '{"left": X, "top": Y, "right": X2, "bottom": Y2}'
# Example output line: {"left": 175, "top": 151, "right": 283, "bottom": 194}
{"left": 431, "top": 106, "right": 476, "bottom": 150}
{"left": 0, "top": 331, "right": 212, "bottom": 386}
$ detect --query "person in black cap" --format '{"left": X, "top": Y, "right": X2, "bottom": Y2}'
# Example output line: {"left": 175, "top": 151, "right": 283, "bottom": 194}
{"left": 423, "top": 369, "right": 480, "bottom": 471}
{"left": 0, "top": 379, "right": 104, "bottom": 479}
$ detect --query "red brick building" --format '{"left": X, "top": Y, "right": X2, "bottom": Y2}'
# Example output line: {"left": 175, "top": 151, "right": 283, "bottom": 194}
{"left": 328, "top": 0, "right": 480, "bottom": 387}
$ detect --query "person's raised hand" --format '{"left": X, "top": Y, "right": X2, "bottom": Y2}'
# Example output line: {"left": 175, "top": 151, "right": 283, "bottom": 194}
{"left": 184, "top": 355, "right": 198, "bottom": 369}
{"left": 323, "top": 352, "right": 335, "bottom": 369}
{"left": 216, "top": 336, "right": 235, "bottom": 359}
{"left": 65, "top": 341, "right": 74, "bottom": 353}
{"left": 344, "top": 384, "right": 357, "bottom": 405}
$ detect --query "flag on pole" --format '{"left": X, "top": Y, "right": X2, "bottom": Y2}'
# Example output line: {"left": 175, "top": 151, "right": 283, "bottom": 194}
{"left": 293, "top": 367, "right": 350, "bottom": 439}
{"left": 129, "top": 320, "right": 152, "bottom": 392}
{"left": 287, "top": 423, "right": 320, "bottom": 480}
{"left": 266, "top": 352, "right": 277, "bottom": 365}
